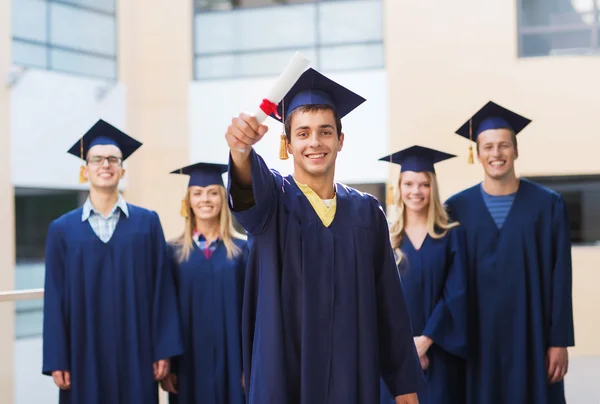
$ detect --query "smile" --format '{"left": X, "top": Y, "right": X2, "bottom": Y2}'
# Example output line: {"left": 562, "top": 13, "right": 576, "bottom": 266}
{"left": 306, "top": 153, "right": 327, "bottom": 159}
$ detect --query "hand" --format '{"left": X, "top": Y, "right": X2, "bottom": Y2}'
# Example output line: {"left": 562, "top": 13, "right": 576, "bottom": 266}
{"left": 52, "top": 370, "right": 71, "bottom": 390}
{"left": 153, "top": 359, "right": 170, "bottom": 381}
{"left": 419, "top": 354, "right": 430, "bottom": 371}
{"left": 546, "top": 347, "right": 568, "bottom": 384}
{"left": 395, "top": 392, "right": 419, "bottom": 404}
{"left": 160, "top": 373, "right": 178, "bottom": 394}
{"left": 225, "top": 113, "right": 269, "bottom": 154}
{"left": 414, "top": 336, "right": 433, "bottom": 358}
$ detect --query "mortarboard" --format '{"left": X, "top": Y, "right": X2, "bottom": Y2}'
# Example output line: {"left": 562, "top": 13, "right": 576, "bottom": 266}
{"left": 170, "top": 162, "right": 228, "bottom": 217}
{"left": 379, "top": 145, "right": 456, "bottom": 174}
{"left": 270, "top": 68, "right": 366, "bottom": 160}
{"left": 67, "top": 119, "right": 142, "bottom": 183}
{"left": 170, "top": 162, "right": 228, "bottom": 188}
{"left": 455, "top": 101, "right": 531, "bottom": 164}
{"left": 379, "top": 145, "right": 456, "bottom": 205}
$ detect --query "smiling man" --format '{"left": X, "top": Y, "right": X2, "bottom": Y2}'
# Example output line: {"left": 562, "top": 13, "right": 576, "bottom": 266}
{"left": 42, "top": 120, "right": 183, "bottom": 404}
{"left": 224, "top": 68, "right": 424, "bottom": 404}
{"left": 445, "top": 102, "right": 575, "bottom": 404}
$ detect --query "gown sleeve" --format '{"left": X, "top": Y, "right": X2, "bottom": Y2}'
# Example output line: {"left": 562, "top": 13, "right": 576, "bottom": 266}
{"left": 548, "top": 195, "right": 575, "bottom": 347}
{"left": 422, "top": 226, "right": 468, "bottom": 359}
{"left": 150, "top": 212, "right": 184, "bottom": 362}
{"left": 42, "top": 220, "right": 70, "bottom": 376}
{"left": 166, "top": 242, "right": 182, "bottom": 374}
{"left": 373, "top": 198, "right": 426, "bottom": 397}
{"left": 227, "top": 149, "right": 278, "bottom": 236}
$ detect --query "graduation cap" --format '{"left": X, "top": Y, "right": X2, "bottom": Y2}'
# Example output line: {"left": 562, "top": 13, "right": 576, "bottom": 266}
{"left": 379, "top": 145, "right": 456, "bottom": 205}
{"left": 455, "top": 101, "right": 531, "bottom": 164}
{"left": 170, "top": 162, "right": 228, "bottom": 217}
{"left": 379, "top": 145, "right": 456, "bottom": 173}
{"left": 67, "top": 119, "right": 142, "bottom": 183}
{"left": 271, "top": 68, "right": 366, "bottom": 160}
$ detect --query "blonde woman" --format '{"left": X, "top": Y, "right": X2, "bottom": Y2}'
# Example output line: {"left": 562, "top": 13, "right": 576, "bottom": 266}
{"left": 161, "top": 162, "right": 247, "bottom": 404}
{"left": 379, "top": 146, "right": 468, "bottom": 404}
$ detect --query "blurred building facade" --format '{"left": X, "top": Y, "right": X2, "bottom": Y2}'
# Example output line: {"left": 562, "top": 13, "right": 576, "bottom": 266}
{"left": 0, "top": 0, "right": 599, "bottom": 403}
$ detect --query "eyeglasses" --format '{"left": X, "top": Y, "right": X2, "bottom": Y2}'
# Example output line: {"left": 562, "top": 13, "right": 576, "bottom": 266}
{"left": 87, "top": 155, "right": 123, "bottom": 167}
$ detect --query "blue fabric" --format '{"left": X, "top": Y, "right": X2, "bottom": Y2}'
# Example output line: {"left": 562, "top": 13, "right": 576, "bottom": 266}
{"left": 168, "top": 239, "right": 247, "bottom": 404}
{"left": 380, "top": 227, "right": 468, "bottom": 404}
{"left": 42, "top": 205, "right": 183, "bottom": 404}
{"left": 379, "top": 145, "right": 455, "bottom": 174}
{"left": 170, "top": 162, "right": 228, "bottom": 188}
{"left": 446, "top": 179, "right": 575, "bottom": 404}
{"left": 227, "top": 149, "right": 425, "bottom": 404}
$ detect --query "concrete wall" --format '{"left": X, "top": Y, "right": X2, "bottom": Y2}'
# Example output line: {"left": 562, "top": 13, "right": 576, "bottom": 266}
{"left": 1, "top": 0, "right": 16, "bottom": 402}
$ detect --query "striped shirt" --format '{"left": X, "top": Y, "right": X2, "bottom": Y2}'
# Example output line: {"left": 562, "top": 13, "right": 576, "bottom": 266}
{"left": 480, "top": 185, "right": 516, "bottom": 229}
{"left": 193, "top": 231, "right": 220, "bottom": 259}
{"left": 82, "top": 194, "right": 129, "bottom": 243}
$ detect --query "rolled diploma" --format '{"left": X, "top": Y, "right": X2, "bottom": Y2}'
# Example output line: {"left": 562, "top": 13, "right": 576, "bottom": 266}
{"left": 236, "top": 52, "right": 311, "bottom": 152}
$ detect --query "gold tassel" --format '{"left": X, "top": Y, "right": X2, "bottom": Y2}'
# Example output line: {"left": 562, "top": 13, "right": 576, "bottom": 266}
{"left": 386, "top": 184, "right": 394, "bottom": 205}
{"left": 78, "top": 138, "right": 87, "bottom": 183}
{"left": 468, "top": 118, "right": 474, "bottom": 164}
{"left": 279, "top": 133, "right": 289, "bottom": 160}
{"left": 79, "top": 165, "right": 87, "bottom": 183}
{"left": 180, "top": 199, "right": 188, "bottom": 218}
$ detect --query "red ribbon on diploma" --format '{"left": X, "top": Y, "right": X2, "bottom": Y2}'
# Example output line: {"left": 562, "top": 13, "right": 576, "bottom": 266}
{"left": 259, "top": 99, "right": 281, "bottom": 119}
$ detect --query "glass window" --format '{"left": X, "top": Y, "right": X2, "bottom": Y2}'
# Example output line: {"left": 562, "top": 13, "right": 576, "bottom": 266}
{"left": 196, "top": 0, "right": 314, "bottom": 12}
{"left": 11, "top": 0, "right": 48, "bottom": 42}
{"left": 195, "top": 4, "right": 317, "bottom": 54}
{"left": 49, "top": 3, "right": 116, "bottom": 55}
{"left": 319, "top": 43, "right": 384, "bottom": 71}
{"left": 55, "top": 0, "right": 116, "bottom": 13}
{"left": 318, "top": 0, "right": 382, "bottom": 45}
{"left": 526, "top": 175, "right": 600, "bottom": 244}
{"left": 12, "top": 41, "right": 48, "bottom": 69}
{"left": 519, "top": 0, "right": 600, "bottom": 57}
{"left": 51, "top": 48, "right": 117, "bottom": 79}
{"left": 11, "top": 0, "right": 117, "bottom": 79}
{"left": 193, "top": 0, "right": 384, "bottom": 79}
{"left": 14, "top": 188, "right": 87, "bottom": 339}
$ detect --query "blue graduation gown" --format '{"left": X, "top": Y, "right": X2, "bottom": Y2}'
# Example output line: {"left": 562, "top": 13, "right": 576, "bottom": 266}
{"left": 228, "top": 150, "right": 425, "bottom": 404}
{"left": 42, "top": 204, "right": 184, "bottom": 404}
{"left": 380, "top": 227, "right": 468, "bottom": 404}
{"left": 168, "top": 239, "right": 247, "bottom": 404}
{"left": 445, "top": 179, "right": 575, "bottom": 404}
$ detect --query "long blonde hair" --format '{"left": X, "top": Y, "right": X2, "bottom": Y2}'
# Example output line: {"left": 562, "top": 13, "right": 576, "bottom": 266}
{"left": 170, "top": 185, "right": 246, "bottom": 263}
{"left": 389, "top": 171, "right": 458, "bottom": 264}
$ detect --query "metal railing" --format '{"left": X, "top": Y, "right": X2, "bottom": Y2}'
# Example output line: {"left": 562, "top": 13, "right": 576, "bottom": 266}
{"left": 0, "top": 288, "right": 44, "bottom": 302}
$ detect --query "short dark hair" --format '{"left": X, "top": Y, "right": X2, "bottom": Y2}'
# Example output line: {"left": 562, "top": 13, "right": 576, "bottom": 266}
{"left": 476, "top": 129, "right": 517, "bottom": 152}
{"left": 283, "top": 104, "right": 342, "bottom": 142}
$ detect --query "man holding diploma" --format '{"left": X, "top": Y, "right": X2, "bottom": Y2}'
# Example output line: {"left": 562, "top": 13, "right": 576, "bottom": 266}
{"left": 225, "top": 67, "right": 424, "bottom": 404}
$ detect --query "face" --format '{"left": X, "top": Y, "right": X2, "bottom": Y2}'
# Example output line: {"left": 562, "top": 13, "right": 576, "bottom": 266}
{"left": 476, "top": 128, "right": 518, "bottom": 180}
{"left": 85, "top": 144, "right": 125, "bottom": 189}
{"left": 189, "top": 185, "right": 222, "bottom": 221}
{"left": 287, "top": 109, "right": 344, "bottom": 179}
{"left": 400, "top": 171, "right": 431, "bottom": 214}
